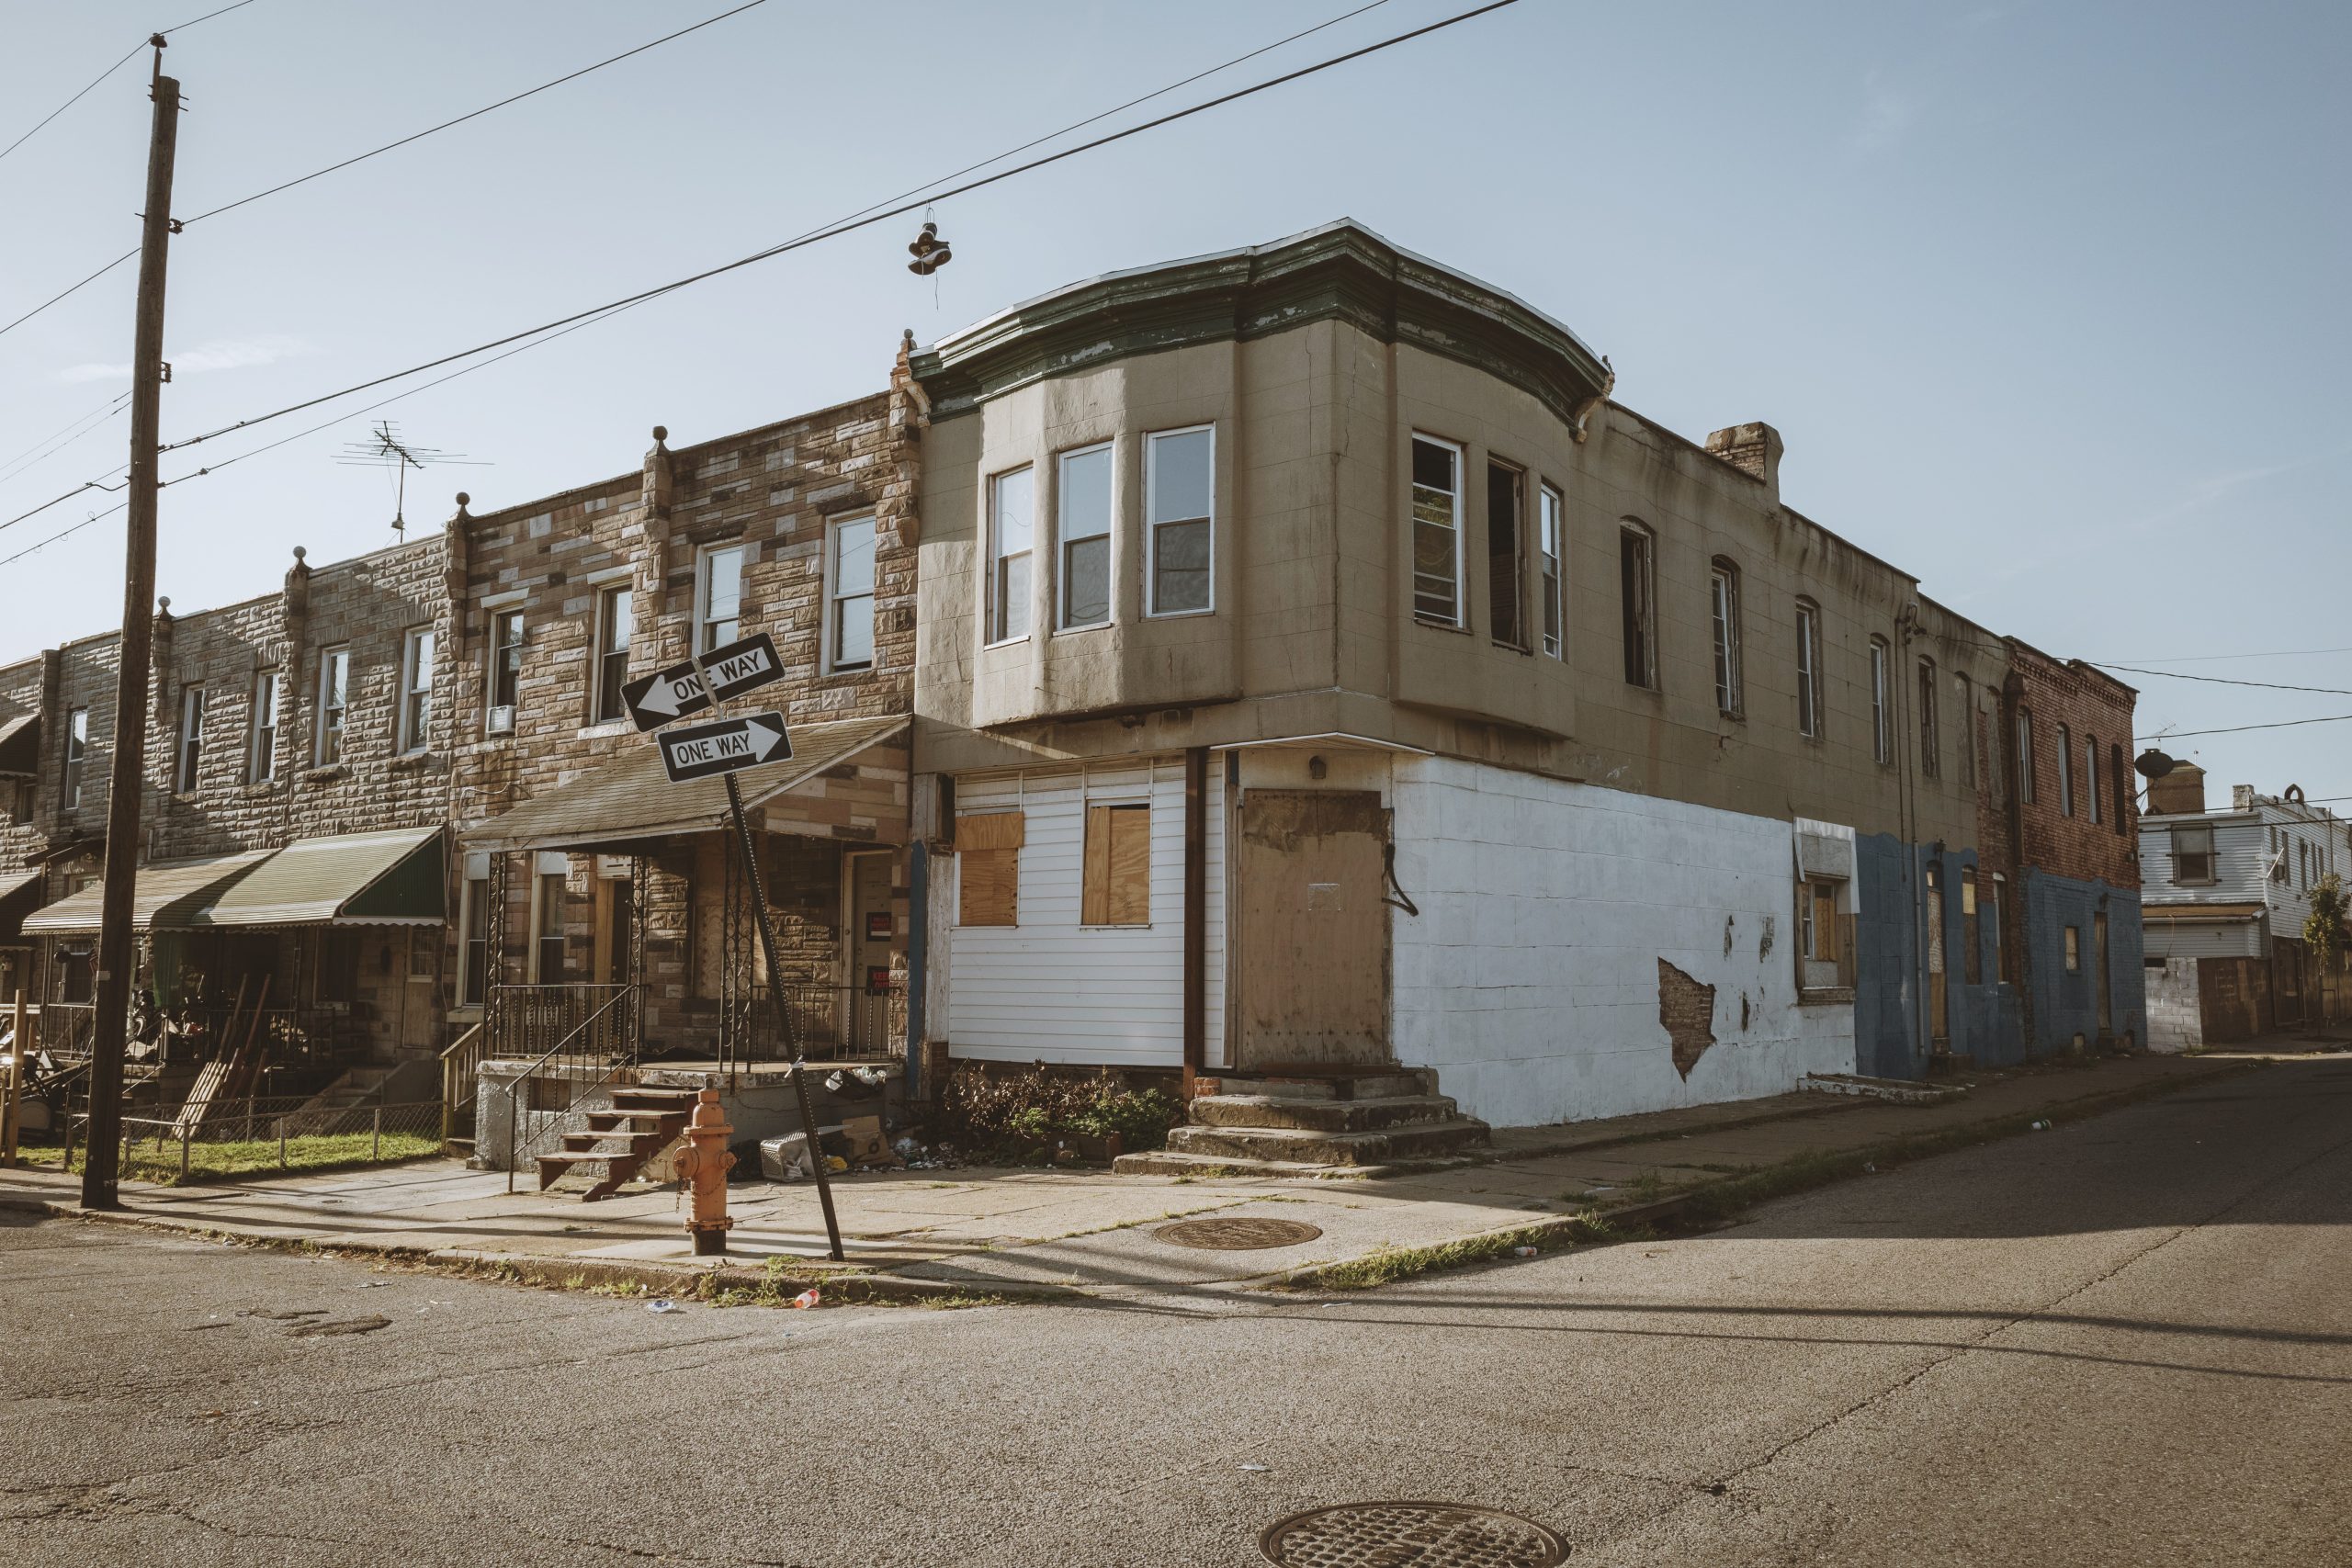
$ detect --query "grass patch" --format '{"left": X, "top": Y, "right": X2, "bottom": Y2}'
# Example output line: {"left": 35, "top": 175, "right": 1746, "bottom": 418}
{"left": 52, "top": 1130, "right": 442, "bottom": 1185}
{"left": 1307, "top": 1224, "right": 1549, "bottom": 1292}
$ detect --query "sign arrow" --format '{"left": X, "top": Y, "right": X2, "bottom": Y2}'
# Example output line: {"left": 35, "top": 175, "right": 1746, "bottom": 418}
{"left": 620, "top": 660, "right": 713, "bottom": 733}
{"left": 696, "top": 630, "right": 785, "bottom": 703}
{"left": 658, "top": 710, "right": 795, "bottom": 784}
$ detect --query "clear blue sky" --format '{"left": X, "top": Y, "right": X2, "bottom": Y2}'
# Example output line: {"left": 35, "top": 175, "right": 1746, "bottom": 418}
{"left": 3, "top": 0, "right": 2346, "bottom": 800}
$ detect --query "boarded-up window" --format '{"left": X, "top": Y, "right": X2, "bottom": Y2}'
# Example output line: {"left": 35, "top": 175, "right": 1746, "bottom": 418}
{"left": 956, "top": 812, "right": 1024, "bottom": 927}
{"left": 1082, "top": 804, "right": 1150, "bottom": 926}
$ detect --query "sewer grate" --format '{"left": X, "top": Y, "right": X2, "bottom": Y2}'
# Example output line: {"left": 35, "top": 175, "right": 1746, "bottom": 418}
{"left": 1259, "top": 1502, "right": 1567, "bottom": 1567}
{"left": 1154, "top": 1216, "right": 1325, "bottom": 1250}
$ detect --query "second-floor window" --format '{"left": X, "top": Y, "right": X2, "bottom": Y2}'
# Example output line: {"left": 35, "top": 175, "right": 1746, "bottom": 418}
{"left": 1953, "top": 674, "right": 1974, "bottom": 788}
{"left": 1488, "top": 460, "right": 1526, "bottom": 650}
{"left": 697, "top": 544, "right": 744, "bottom": 653}
{"left": 1539, "top": 483, "right": 1564, "bottom": 659}
{"left": 1710, "top": 559, "right": 1743, "bottom": 716}
{"left": 2086, "top": 735, "right": 2100, "bottom": 825}
{"left": 2057, "top": 722, "right": 2074, "bottom": 816}
{"left": 2109, "top": 742, "right": 2127, "bottom": 834}
{"left": 398, "top": 627, "right": 434, "bottom": 753}
{"left": 62, "top": 705, "right": 87, "bottom": 807}
{"left": 250, "top": 670, "right": 281, "bottom": 784}
{"left": 1870, "top": 638, "right": 1891, "bottom": 763}
{"left": 1058, "top": 444, "right": 1112, "bottom": 630}
{"left": 175, "top": 685, "right": 205, "bottom": 794}
{"left": 1795, "top": 600, "right": 1822, "bottom": 738}
{"left": 1411, "top": 436, "right": 1463, "bottom": 626}
{"left": 1916, "top": 657, "right": 1939, "bottom": 778}
{"left": 2016, "top": 708, "right": 2037, "bottom": 803}
{"left": 988, "top": 466, "right": 1033, "bottom": 645}
{"left": 594, "top": 586, "right": 632, "bottom": 723}
{"left": 488, "top": 609, "right": 525, "bottom": 731}
{"left": 829, "top": 516, "right": 876, "bottom": 671}
{"left": 1146, "top": 425, "right": 1213, "bottom": 616}
{"left": 316, "top": 648, "right": 348, "bottom": 765}
{"left": 1621, "top": 523, "right": 1657, "bottom": 688}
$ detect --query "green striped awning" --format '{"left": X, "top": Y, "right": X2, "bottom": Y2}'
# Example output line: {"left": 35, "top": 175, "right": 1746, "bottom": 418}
{"left": 186, "top": 826, "right": 445, "bottom": 928}
{"left": 21, "top": 851, "right": 273, "bottom": 935}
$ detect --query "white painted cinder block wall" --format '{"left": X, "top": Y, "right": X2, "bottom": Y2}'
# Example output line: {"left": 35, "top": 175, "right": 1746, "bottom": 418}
{"left": 2144, "top": 956, "right": 2203, "bottom": 1053}
{"left": 1390, "top": 756, "right": 1855, "bottom": 1128}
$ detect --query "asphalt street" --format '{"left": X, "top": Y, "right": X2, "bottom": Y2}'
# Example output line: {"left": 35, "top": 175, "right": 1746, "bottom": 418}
{"left": 3, "top": 1056, "right": 2347, "bottom": 1567}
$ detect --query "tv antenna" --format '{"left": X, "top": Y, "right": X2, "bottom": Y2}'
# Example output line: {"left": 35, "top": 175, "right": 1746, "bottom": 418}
{"left": 334, "top": 421, "right": 487, "bottom": 538}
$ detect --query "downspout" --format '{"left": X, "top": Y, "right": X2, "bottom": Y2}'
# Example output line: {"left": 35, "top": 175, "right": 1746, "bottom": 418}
{"left": 1182, "top": 746, "right": 1207, "bottom": 1094}
{"left": 1894, "top": 598, "right": 1927, "bottom": 1073}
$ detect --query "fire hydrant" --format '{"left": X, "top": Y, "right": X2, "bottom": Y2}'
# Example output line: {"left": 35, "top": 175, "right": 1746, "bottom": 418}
{"left": 673, "top": 1088, "right": 735, "bottom": 1256}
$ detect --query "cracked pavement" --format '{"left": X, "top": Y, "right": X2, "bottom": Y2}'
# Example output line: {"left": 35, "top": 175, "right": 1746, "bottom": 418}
{"left": 4, "top": 1057, "right": 2348, "bottom": 1565}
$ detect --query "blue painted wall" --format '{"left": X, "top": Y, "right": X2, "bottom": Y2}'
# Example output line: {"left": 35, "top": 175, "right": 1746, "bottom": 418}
{"left": 1856, "top": 834, "right": 2027, "bottom": 1078}
{"left": 2022, "top": 870, "right": 2147, "bottom": 1054}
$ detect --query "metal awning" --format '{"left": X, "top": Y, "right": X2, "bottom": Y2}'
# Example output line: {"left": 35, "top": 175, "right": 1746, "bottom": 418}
{"left": 0, "top": 867, "right": 40, "bottom": 942}
{"left": 2143, "top": 903, "right": 2267, "bottom": 922}
{"left": 0, "top": 712, "right": 36, "bottom": 776}
{"left": 185, "top": 826, "right": 445, "bottom": 927}
{"left": 21, "top": 850, "right": 273, "bottom": 935}
{"left": 465, "top": 714, "right": 909, "bottom": 852}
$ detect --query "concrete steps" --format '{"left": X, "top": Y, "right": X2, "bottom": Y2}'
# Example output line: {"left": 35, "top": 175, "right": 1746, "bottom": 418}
{"left": 533, "top": 1085, "right": 696, "bottom": 1201}
{"left": 1115, "top": 1065, "right": 1489, "bottom": 1178}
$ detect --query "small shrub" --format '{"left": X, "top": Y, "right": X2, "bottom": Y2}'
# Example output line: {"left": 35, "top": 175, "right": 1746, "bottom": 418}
{"left": 929, "top": 1064, "right": 1182, "bottom": 1162}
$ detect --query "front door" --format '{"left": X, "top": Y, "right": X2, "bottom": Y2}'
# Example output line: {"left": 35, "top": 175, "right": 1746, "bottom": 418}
{"left": 846, "top": 852, "right": 895, "bottom": 1055}
{"left": 1235, "top": 790, "right": 1391, "bottom": 1072}
{"left": 2094, "top": 911, "right": 2112, "bottom": 1037}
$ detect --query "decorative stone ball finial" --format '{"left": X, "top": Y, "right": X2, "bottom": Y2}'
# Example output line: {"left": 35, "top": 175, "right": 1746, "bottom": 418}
{"left": 157, "top": 596, "right": 169, "bottom": 611}
{"left": 455, "top": 492, "right": 469, "bottom": 507}
{"left": 291, "top": 545, "right": 306, "bottom": 561}
{"left": 651, "top": 424, "right": 669, "bottom": 447}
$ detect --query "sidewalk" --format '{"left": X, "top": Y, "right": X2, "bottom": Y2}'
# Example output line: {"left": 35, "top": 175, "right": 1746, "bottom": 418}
{"left": 0, "top": 1052, "right": 2263, "bottom": 1302}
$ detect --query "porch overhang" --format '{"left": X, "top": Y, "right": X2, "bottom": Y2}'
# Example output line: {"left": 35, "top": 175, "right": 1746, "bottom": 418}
{"left": 0, "top": 712, "right": 37, "bottom": 776}
{"left": 463, "top": 714, "right": 910, "bottom": 853}
{"left": 183, "top": 825, "right": 446, "bottom": 928}
{"left": 0, "top": 867, "right": 40, "bottom": 942}
{"left": 21, "top": 850, "right": 274, "bottom": 935}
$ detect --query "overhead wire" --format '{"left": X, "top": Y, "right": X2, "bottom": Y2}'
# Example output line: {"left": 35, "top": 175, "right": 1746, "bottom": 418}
{"left": 0, "top": 390, "right": 130, "bottom": 482}
{"left": 2093, "top": 662, "right": 2352, "bottom": 698}
{"left": 2138, "top": 712, "right": 2352, "bottom": 741}
{"left": 0, "top": 1, "right": 258, "bottom": 166}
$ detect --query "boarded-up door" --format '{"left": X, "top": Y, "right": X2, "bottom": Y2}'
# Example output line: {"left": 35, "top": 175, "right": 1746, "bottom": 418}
{"left": 1236, "top": 790, "right": 1390, "bottom": 1071}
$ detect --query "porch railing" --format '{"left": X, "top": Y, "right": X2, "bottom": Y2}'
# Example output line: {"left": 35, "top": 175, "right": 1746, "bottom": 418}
{"left": 439, "top": 1021, "right": 485, "bottom": 1148}
{"left": 491, "top": 983, "right": 638, "bottom": 1192}
{"left": 728, "top": 982, "right": 897, "bottom": 1066}
{"left": 30, "top": 1002, "right": 96, "bottom": 1060}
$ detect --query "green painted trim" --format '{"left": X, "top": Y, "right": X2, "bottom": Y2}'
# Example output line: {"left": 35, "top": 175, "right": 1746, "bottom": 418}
{"left": 910, "top": 222, "right": 1611, "bottom": 428}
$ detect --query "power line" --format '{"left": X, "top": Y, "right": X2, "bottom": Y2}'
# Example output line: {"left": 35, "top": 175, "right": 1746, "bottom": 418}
{"left": 0, "top": 2, "right": 258, "bottom": 166}
{"left": 0, "top": 0, "right": 772, "bottom": 343}
{"left": 2140, "top": 712, "right": 2352, "bottom": 742}
{"left": 2094, "top": 662, "right": 2352, "bottom": 698}
{"left": 2097, "top": 645, "right": 2352, "bottom": 664}
{"left": 0, "top": 390, "right": 130, "bottom": 480}
{"left": 161, "top": 0, "right": 1526, "bottom": 457}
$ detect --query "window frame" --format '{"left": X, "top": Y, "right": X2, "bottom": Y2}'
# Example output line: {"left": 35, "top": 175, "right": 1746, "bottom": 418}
{"left": 826, "top": 513, "right": 877, "bottom": 672}
{"left": 1710, "top": 558, "right": 1744, "bottom": 716}
{"left": 1620, "top": 521, "right": 1658, "bottom": 689}
{"left": 175, "top": 684, "right": 205, "bottom": 795}
{"left": 1794, "top": 599, "right": 1822, "bottom": 739}
{"left": 1916, "top": 656, "right": 1939, "bottom": 778}
{"left": 1056, "top": 442, "right": 1114, "bottom": 633}
{"left": 1144, "top": 424, "right": 1216, "bottom": 620}
{"left": 2057, "top": 721, "right": 2074, "bottom": 816}
{"left": 955, "top": 812, "right": 1024, "bottom": 928}
{"left": 2064, "top": 924, "right": 2081, "bottom": 974}
{"left": 986, "top": 464, "right": 1035, "bottom": 647}
{"left": 1410, "top": 434, "right": 1466, "bottom": 628}
{"left": 2016, "top": 708, "right": 2037, "bottom": 804}
{"left": 1953, "top": 673, "right": 1974, "bottom": 789}
{"left": 1487, "top": 457, "right": 1528, "bottom": 651}
{"left": 530, "top": 864, "right": 566, "bottom": 983}
{"left": 249, "top": 669, "right": 281, "bottom": 784}
{"left": 1080, "top": 801, "right": 1152, "bottom": 927}
{"left": 1869, "top": 637, "right": 1892, "bottom": 764}
{"left": 1538, "top": 482, "right": 1565, "bottom": 660}
{"left": 1989, "top": 873, "right": 2009, "bottom": 984}
{"left": 2085, "top": 735, "right": 2101, "bottom": 825}
{"left": 1962, "top": 865, "right": 1983, "bottom": 985}
{"left": 62, "top": 705, "right": 87, "bottom": 807}
{"left": 695, "top": 541, "right": 746, "bottom": 655}
{"left": 397, "top": 626, "right": 435, "bottom": 755}
{"left": 592, "top": 584, "right": 633, "bottom": 725}
{"left": 314, "top": 646, "right": 349, "bottom": 766}
{"left": 486, "top": 606, "right": 525, "bottom": 734}
{"left": 458, "top": 856, "right": 491, "bottom": 1009}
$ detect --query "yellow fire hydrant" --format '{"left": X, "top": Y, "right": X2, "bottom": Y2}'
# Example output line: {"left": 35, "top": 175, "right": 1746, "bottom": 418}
{"left": 673, "top": 1088, "right": 736, "bottom": 1256}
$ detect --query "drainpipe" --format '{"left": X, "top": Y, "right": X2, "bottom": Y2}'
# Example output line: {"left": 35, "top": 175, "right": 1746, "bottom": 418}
{"left": 1894, "top": 599, "right": 1928, "bottom": 1074}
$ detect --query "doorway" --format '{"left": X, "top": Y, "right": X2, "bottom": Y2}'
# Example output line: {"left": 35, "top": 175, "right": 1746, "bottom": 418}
{"left": 1235, "top": 790, "right": 1391, "bottom": 1072}
{"left": 1926, "top": 861, "right": 1949, "bottom": 1054}
{"left": 2094, "top": 911, "right": 2112, "bottom": 1038}
{"left": 845, "top": 851, "right": 895, "bottom": 1056}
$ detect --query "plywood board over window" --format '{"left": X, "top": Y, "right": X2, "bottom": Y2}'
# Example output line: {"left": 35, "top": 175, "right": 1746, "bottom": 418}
{"left": 956, "top": 811, "right": 1024, "bottom": 927}
{"left": 1082, "top": 804, "right": 1150, "bottom": 925}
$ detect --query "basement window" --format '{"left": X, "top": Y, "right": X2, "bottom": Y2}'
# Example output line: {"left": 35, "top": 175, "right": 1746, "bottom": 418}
{"left": 1410, "top": 435, "right": 1464, "bottom": 626}
{"left": 1081, "top": 803, "right": 1150, "bottom": 926}
{"left": 956, "top": 811, "right": 1024, "bottom": 927}
{"left": 1488, "top": 460, "right": 1526, "bottom": 651}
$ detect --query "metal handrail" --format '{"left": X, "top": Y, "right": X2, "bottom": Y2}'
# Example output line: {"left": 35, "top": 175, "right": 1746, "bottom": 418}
{"left": 500, "top": 987, "right": 636, "bottom": 1194}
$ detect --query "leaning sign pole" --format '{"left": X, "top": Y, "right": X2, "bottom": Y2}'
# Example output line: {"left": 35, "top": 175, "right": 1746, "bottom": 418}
{"left": 628, "top": 633, "right": 843, "bottom": 1261}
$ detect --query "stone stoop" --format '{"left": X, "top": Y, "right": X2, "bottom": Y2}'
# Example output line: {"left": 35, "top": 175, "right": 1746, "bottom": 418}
{"left": 534, "top": 1085, "right": 698, "bottom": 1201}
{"left": 1114, "top": 1066, "right": 1491, "bottom": 1177}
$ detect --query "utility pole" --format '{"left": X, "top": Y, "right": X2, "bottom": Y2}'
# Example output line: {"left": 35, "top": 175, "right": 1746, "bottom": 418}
{"left": 83, "top": 39, "right": 179, "bottom": 1209}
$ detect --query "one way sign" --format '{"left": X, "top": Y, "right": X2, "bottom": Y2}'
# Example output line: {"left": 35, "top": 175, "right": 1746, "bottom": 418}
{"left": 619, "top": 659, "right": 713, "bottom": 732}
{"left": 659, "top": 710, "right": 792, "bottom": 784}
{"left": 696, "top": 631, "right": 784, "bottom": 702}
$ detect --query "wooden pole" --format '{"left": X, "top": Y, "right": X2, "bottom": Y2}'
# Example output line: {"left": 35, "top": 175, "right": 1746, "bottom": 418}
{"left": 83, "top": 42, "right": 180, "bottom": 1210}
{"left": 3, "top": 987, "right": 26, "bottom": 1167}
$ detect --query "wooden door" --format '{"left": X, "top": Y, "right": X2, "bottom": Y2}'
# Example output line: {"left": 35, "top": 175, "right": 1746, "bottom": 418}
{"left": 1235, "top": 790, "right": 1390, "bottom": 1071}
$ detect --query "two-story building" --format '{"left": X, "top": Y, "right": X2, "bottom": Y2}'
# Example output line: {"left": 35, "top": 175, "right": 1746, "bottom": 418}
{"left": 2141, "top": 762, "right": 2346, "bottom": 1047}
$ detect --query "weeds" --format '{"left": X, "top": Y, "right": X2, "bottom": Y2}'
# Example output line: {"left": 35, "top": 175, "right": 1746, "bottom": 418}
{"left": 926, "top": 1064, "right": 1182, "bottom": 1163}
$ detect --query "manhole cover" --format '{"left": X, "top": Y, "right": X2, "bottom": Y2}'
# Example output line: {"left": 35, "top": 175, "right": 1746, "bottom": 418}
{"left": 1260, "top": 1502, "right": 1566, "bottom": 1567}
{"left": 1154, "top": 1216, "right": 1324, "bottom": 1250}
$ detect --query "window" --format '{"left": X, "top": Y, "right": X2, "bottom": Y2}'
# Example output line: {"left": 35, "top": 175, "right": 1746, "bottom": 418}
{"left": 1986, "top": 703, "right": 2006, "bottom": 808}
{"left": 988, "top": 466, "right": 1034, "bottom": 644}
{"left": 1621, "top": 523, "right": 1657, "bottom": 687}
{"left": 1081, "top": 803, "right": 1150, "bottom": 926}
{"left": 594, "top": 586, "right": 632, "bottom": 723}
{"left": 487, "top": 609, "right": 524, "bottom": 731}
{"left": 955, "top": 812, "right": 1023, "bottom": 927}
{"left": 1146, "top": 425, "right": 1214, "bottom": 616}
{"left": 533, "top": 867, "right": 566, "bottom": 982}
{"left": 62, "top": 705, "right": 87, "bottom": 807}
{"left": 1794, "top": 600, "right": 1822, "bottom": 738}
{"left": 2016, "top": 709, "right": 2036, "bottom": 803}
{"left": 1538, "top": 484, "right": 1565, "bottom": 659}
{"left": 249, "top": 670, "right": 281, "bottom": 784}
{"left": 1989, "top": 874, "right": 2008, "bottom": 983}
{"left": 2109, "top": 742, "right": 2127, "bottom": 833}
{"left": 2086, "top": 735, "right": 2100, "bottom": 825}
{"left": 315, "top": 647, "right": 349, "bottom": 765}
{"left": 2064, "top": 925, "right": 2081, "bottom": 974}
{"left": 1710, "top": 560, "right": 1743, "bottom": 716}
{"left": 1953, "top": 675, "right": 1974, "bottom": 788}
{"left": 1916, "top": 657, "right": 1939, "bottom": 778}
{"left": 1057, "top": 444, "right": 1113, "bottom": 630}
{"left": 696, "top": 544, "right": 744, "bottom": 653}
{"left": 1488, "top": 460, "right": 1526, "bottom": 649}
{"left": 175, "top": 685, "right": 205, "bottom": 794}
{"left": 1801, "top": 879, "right": 1840, "bottom": 962}
{"left": 1870, "top": 638, "right": 1891, "bottom": 763}
{"left": 829, "top": 516, "right": 876, "bottom": 670}
{"left": 1962, "top": 867, "right": 1982, "bottom": 985}
{"left": 398, "top": 627, "right": 434, "bottom": 753}
{"left": 2056, "top": 722, "right": 2073, "bottom": 816}
{"left": 459, "top": 859, "right": 490, "bottom": 1008}
{"left": 1411, "top": 436, "right": 1464, "bottom": 626}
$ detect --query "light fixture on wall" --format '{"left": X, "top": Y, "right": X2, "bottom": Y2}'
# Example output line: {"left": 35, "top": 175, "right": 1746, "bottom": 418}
{"left": 1307, "top": 756, "right": 1328, "bottom": 781}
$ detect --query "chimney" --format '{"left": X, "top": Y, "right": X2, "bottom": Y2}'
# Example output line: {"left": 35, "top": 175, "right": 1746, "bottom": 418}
{"left": 2147, "top": 761, "right": 2206, "bottom": 816}
{"left": 2232, "top": 784, "right": 2256, "bottom": 812}
{"left": 1704, "top": 422, "right": 1783, "bottom": 501}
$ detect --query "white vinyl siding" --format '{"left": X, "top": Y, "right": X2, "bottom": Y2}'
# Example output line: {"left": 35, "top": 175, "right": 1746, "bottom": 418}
{"left": 946, "top": 760, "right": 1224, "bottom": 1068}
